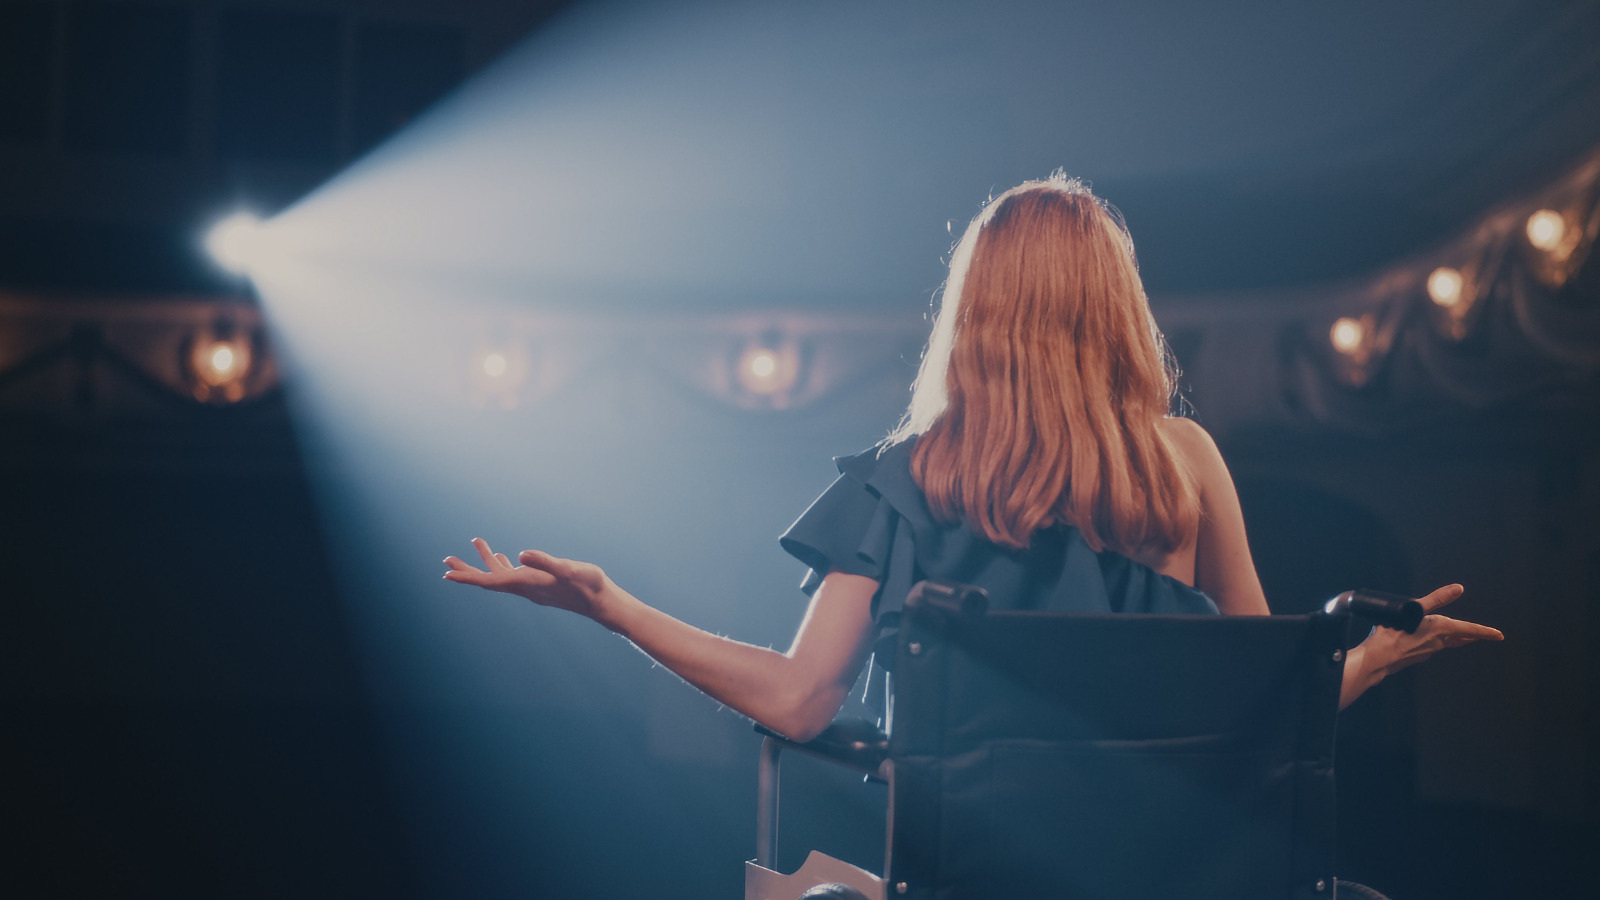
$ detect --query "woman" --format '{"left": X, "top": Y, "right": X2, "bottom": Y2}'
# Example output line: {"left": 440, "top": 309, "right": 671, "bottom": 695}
{"left": 444, "top": 175, "right": 1502, "bottom": 742}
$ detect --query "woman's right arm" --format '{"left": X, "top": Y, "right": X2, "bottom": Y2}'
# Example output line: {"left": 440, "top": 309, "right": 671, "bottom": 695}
{"left": 1166, "top": 418, "right": 1503, "bottom": 708}
{"left": 444, "top": 539, "right": 878, "bottom": 742}
{"left": 1165, "top": 417, "right": 1270, "bottom": 616}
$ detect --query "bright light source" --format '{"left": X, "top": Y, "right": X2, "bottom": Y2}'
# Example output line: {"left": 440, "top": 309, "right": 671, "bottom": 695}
{"left": 205, "top": 212, "right": 265, "bottom": 275}
{"left": 1427, "top": 266, "right": 1464, "bottom": 308}
{"left": 747, "top": 350, "right": 777, "bottom": 379}
{"left": 1526, "top": 209, "right": 1566, "bottom": 252}
{"left": 1329, "top": 317, "right": 1365, "bottom": 355}
{"left": 736, "top": 344, "right": 795, "bottom": 396}
{"left": 189, "top": 336, "right": 253, "bottom": 400}
{"left": 195, "top": 339, "right": 248, "bottom": 385}
{"left": 210, "top": 344, "right": 236, "bottom": 374}
{"left": 467, "top": 346, "right": 529, "bottom": 408}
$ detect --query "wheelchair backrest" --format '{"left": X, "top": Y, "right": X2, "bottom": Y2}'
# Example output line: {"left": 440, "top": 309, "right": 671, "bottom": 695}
{"left": 886, "top": 604, "right": 1346, "bottom": 900}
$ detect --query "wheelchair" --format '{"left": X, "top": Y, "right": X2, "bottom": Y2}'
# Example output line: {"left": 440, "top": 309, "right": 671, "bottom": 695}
{"left": 744, "top": 581, "right": 1415, "bottom": 900}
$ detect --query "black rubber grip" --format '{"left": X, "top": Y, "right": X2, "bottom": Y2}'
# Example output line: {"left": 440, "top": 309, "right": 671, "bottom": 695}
{"left": 1326, "top": 589, "right": 1426, "bottom": 633}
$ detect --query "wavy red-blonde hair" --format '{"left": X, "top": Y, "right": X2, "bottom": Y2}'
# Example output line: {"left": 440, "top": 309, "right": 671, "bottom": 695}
{"left": 890, "top": 175, "right": 1197, "bottom": 556}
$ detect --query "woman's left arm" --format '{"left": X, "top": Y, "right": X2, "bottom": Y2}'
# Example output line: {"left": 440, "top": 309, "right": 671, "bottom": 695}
{"left": 444, "top": 538, "right": 879, "bottom": 742}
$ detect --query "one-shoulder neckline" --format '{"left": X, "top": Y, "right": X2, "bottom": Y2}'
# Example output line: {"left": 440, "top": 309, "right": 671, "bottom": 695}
{"left": 834, "top": 436, "right": 1206, "bottom": 596}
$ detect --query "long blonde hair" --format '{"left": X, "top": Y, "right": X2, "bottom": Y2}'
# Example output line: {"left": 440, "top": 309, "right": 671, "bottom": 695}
{"left": 890, "top": 175, "right": 1197, "bottom": 556}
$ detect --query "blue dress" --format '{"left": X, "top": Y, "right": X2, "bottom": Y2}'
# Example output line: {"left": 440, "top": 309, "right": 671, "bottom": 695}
{"left": 779, "top": 439, "right": 1219, "bottom": 679}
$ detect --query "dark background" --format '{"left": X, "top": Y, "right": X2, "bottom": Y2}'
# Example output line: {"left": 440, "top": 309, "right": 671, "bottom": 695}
{"left": 2, "top": 1, "right": 1598, "bottom": 897}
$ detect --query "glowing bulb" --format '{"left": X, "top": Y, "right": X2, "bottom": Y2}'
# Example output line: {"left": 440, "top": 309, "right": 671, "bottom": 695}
{"left": 190, "top": 336, "right": 251, "bottom": 390}
{"left": 735, "top": 344, "right": 796, "bottom": 397}
{"left": 209, "top": 344, "right": 236, "bottom": 374}
{"left": 1525, "top": 209, "right": 1565, "bottom": 252}
{"left": 482, "top": 352, "right": 508, "bottom": 378}
{"left": 205, "top": 213, "right": 264, "bottom": 275}
{"left": 1329, "top": 317, "right": 1365, "bottom": 355}
{"left": 1427, "top": 267, "right": 1464, "bottom": 308}
{"left": 747, "top": 350, "right": 778, "bottom": 379}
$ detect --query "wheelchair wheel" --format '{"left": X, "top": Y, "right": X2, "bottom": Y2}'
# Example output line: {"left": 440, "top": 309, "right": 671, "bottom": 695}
{"left": 797, "top": 884, "right": 870, "bottom": 900}
{"left": 1336, "top": 880, "right": 1394, "bottom": 900}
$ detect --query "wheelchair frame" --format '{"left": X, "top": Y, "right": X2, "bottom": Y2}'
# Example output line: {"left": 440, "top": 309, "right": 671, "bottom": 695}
{"left": 743, "top": 584, "right": 1416, "bottom": 900}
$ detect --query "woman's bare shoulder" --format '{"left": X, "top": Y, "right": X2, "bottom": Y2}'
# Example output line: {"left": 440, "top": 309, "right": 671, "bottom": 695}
{"left": 1159, "top": 415, "right": 1207, "bottom": 441}
{"left": 1159, "top": 416, "right": 1220, "bottom": 458}
{"left": 1159, "top": 417, "right": 1229, "bottom": 490}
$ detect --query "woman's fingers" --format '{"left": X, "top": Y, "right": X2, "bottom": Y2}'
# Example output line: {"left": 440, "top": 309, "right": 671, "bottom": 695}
{"left": 446, "top": 543, "right": 510, "bottom": 587}
{"left": 1354, "top": 593, "right": 1504, "bottom": 688}
{"left": 1417, "top": 583, "right": 1466, "bottom": 613}
{"left": 1429, "top": 615, "right": 1504, "bottom": 642}
{"left": 443, "top": 565, "right": 492, "bottom": 585}
{"left": 471, "top": 537, "right": 502, "bottom": 569}
{"left": 444, "top": 541, "right": 591, "bottom": 609}
{"left": 1409, "top": 589, "right": 1503, "bottom": 653}
{"left": 519, "top": 548, "right": 561, "bottom": 572}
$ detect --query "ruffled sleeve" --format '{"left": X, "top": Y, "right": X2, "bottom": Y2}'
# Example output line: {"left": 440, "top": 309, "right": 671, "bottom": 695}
{"left": 778, "top": 450, "right": 900, "bottom": 597}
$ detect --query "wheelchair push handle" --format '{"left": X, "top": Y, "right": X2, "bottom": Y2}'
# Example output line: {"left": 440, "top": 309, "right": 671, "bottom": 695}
{"left": 904, "top": 579, "right": 989, "bottom": 620}
{"left": 1324, "top": 589, "right": 1426, "bottom": 633}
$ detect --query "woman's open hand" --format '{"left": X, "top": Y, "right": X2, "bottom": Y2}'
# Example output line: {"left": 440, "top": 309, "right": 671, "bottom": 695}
{"left": 1369, "top": 583, "right": 1504, "bottom": 671}
{"left": 443, "top": 538, "right": 615, "bottom": 623}
{"left": 1343, "top": 583, "right": 1504, "bottom": 707}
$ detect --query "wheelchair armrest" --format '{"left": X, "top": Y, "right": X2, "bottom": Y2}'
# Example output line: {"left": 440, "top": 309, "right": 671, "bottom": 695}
{"left": 754, "top": 716, "right": 890, "bottom": 780}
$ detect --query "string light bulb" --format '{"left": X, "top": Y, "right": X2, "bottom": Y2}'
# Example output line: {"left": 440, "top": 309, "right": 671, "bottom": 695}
{"left": 734, "top": 341, "right": 801, "bottom": 400}
{"left": 1329, "top": 317, "right": 1365, "bottom": 356}
{"left": 747, "top": 350, "right": 778, "bottom": 379}
{"left": 1427, "top": 267, "right": 1465, "bottom": 308}
{"left": 736, "top": 345, "right": 792, "bottom": 396}
{"left": 186, "top": 331, "right": 254, "bottom": 402}
{"left": 1525, "top": 209, "right": 1566, "bottom": 252}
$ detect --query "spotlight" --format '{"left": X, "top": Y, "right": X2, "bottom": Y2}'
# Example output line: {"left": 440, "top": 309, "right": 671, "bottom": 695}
{"left": 1525, "top": 209, "right": 1566, "bottom": 252}
{"left": 1329, "top": 317, "right": 1365, "bottom": 356}
{"left": 1427, "top": 266, "right": 1464, "bottom": 308}
{"left": 205, "top": 212, "right": 265, "bottom": 275}
{"left": 736, "top": 344, "right": 796, "bottom": 396}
